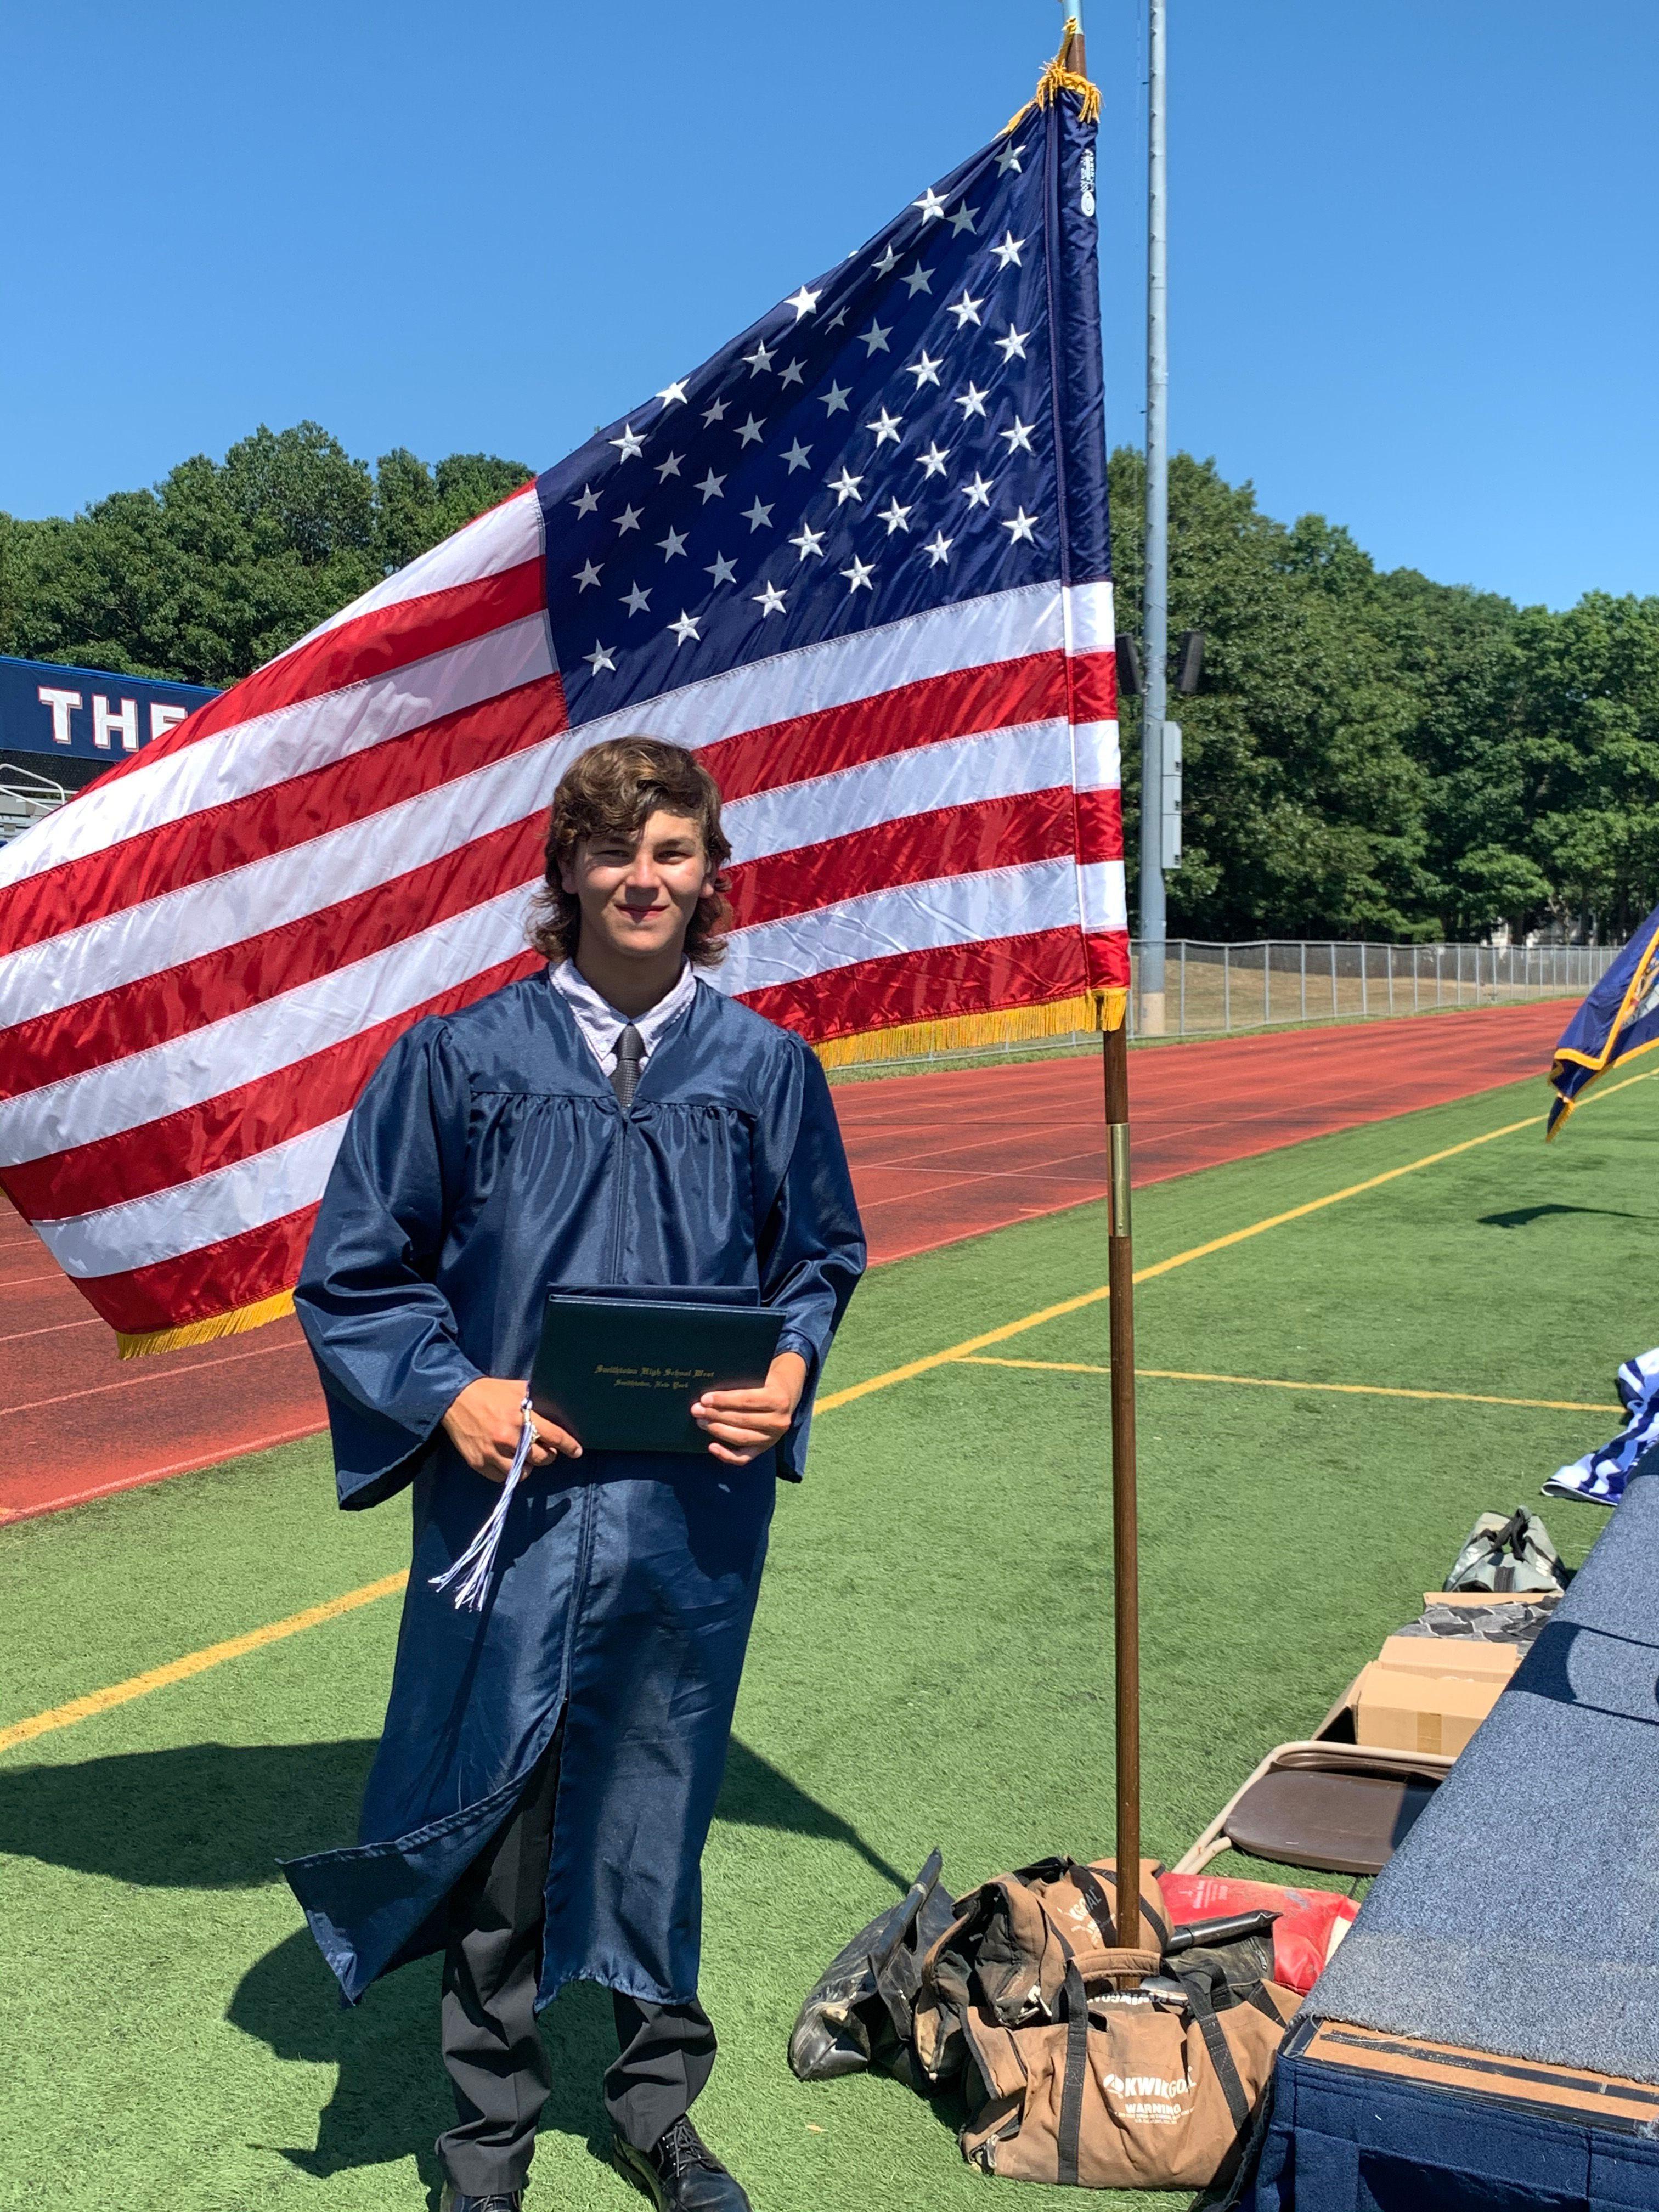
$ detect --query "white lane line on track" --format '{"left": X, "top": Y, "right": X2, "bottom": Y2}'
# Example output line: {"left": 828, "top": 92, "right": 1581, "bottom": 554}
{"left": 1, "top": 1333, "right": 317, "bottom": 1419}
{"left": 0, "top": 1318, "right": 103, "bottom": 1347}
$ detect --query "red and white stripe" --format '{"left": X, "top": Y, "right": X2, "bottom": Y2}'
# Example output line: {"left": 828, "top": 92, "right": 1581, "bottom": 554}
{"left": 0, "top": 482, "right": 1125, "bottom": 1342}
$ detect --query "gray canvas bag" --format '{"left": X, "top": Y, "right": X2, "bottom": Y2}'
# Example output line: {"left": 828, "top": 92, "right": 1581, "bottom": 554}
{"left": 1445, "top": 1507, "right": 1568, "bottom": 1595}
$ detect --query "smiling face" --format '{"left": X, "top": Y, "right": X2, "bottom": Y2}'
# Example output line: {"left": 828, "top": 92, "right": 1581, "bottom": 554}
{"left": 559, "top": 808, "right": 716, "bottom": 968}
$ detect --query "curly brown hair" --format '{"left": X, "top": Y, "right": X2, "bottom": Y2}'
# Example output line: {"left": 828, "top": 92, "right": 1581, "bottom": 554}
{"left": 528, "top": 736, "right": 732, "bottom": 967}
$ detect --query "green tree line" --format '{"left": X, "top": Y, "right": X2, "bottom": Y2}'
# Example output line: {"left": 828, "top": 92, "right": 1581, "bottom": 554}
{"left": 1109, "top": 449, "right": 1659, "bottom": 944}
{"left": 3, "top": 423, "right": 1655, "bottom": 941}
{"left": 0, "top": 423, "right": 533, "bottom": 692}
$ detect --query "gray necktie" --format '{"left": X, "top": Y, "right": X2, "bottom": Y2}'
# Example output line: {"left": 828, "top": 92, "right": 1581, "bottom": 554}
{"left": 611, "top": 1023, "right": 645, "bottom": 1108}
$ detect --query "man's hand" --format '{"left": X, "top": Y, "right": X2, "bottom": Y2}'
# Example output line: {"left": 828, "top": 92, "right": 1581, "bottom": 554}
{"left": 442, "top": 1376, "right": 581, "bottom": 1481}
{"left": 691, "top": 1351, "right": 809, "bottom": 1466}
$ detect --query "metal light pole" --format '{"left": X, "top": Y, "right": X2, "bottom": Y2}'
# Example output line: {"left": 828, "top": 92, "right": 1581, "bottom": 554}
{"left": 1138, "top": 0, "right": 1169, "bottom": 1034}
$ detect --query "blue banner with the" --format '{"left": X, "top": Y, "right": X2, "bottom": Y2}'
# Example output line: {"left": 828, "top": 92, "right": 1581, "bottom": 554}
{"left": 0, "top": 654, "right": 219, "bottom": 768}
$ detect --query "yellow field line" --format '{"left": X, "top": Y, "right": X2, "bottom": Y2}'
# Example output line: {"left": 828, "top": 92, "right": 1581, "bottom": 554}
{"left": 817, "top": 1113, "right": 1535, "bottom": 1410}
{"left": 0, "top": 1570, "right": 408, "bottom": 1757}
{"left": 816, "top": 1066, "right": 1654, "bottom": 1416}
{"left": 4, "top": 1069, "right": 1649, "bottom": 1759}
{"left": 958, "top": 1355, "right": 1617, "bottom": 1415}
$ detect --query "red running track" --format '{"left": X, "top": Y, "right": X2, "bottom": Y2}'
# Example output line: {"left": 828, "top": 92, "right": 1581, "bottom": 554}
{"left": 836, "top": 998, "right": 1569, "bottom": 1265}
{"left": 0, "top": 1001, "right": 1569, "bottom": 1524}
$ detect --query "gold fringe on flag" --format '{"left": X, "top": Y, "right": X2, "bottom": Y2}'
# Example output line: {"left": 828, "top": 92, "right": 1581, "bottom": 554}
{"left": 814, "top": 988, "right": 1126, "bottom": 1071}
{"left": 1004, "top": 19, "right": 1101, "bottom": 134}
{"left": 117, "top": 1286, "right": 296, "bottom": 1359}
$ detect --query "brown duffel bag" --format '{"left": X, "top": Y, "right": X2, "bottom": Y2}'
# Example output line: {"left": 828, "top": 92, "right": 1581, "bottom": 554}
{"left": 914, "top": 1855, "right": 1170, "bottom": 2083}
{"left": 916, "top": 1854, "right": 1295, "bottom": 2190}
{"left": 958, "top": 1966, "right": 1297, "bottom": 2190}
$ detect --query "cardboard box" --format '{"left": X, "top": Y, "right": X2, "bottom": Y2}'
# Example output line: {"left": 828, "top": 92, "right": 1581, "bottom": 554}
{"left": 1377, "top": 1633, "right": 1522, "bottom": 1683}
{"left": 1353, "top": 1660, "right": 1506, "bottom": 1757}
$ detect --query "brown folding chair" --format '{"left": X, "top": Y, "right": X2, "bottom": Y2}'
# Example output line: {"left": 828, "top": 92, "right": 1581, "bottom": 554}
{"left": 1173, "top": 1669, "right": 1454, "bottom": 1881}
{"left": 1173, "top": 1740, "right": 1452, "bottom": 1878}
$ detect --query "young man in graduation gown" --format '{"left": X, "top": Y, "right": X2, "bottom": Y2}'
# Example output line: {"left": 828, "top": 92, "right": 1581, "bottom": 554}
{"left": 284, "top": 737, "right": 866, "bottom": 2212}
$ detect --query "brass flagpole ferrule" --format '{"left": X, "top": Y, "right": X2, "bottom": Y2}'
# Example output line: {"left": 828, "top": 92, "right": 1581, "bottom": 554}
{"left": 1108, "top": 1121, "right": 1132, "bottom": 1239}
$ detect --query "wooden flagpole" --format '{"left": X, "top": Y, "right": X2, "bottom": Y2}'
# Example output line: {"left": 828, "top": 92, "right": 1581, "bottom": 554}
{"left": 1053, "top": 0, "right": 1143, "bottom": 1949}
{"left": 1103, "top": 1016, "right": 1141, "bottom": 1945}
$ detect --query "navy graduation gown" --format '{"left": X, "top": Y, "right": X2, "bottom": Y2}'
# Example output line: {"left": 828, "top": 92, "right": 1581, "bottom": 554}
{"left": 281, "top": 970, "right": 865, "bottom": 2006}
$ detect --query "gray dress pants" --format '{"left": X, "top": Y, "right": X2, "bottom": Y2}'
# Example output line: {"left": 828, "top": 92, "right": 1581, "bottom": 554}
{"left": 436, "top": 1728, "right": 717, "bottom": 2198}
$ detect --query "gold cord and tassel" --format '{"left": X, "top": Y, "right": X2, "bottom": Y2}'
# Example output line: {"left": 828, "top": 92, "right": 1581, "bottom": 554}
{"left": 1004, "top": 18, "right": 1101, "bottom": 134}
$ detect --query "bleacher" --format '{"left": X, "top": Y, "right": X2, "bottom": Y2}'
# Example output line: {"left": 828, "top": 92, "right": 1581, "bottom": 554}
{"left": 0, "top": 760, "right": 70, "bottom": 844}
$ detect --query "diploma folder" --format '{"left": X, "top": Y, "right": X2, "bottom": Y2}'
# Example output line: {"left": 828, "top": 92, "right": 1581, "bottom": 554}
{"left": 529, "top": 1290, "right": 785, "bottom": 1455}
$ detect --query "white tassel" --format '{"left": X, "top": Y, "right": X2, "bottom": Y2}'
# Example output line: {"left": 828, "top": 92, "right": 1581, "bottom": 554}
{"left": 432, "top": 1399, "right": 537, "bottom": 1612}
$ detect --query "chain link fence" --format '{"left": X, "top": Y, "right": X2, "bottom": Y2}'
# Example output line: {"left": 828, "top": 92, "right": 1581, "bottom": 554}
{"left": 1125, "top": 938, "right": 1620, "bottom": 1041}
{"left": 831, "top": 937, "right": 1620, "bottom": 1077}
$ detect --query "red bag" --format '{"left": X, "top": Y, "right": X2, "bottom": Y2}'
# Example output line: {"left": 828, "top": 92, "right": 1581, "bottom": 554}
{"left": 1158, "top": 1874, "right": 1357, "bottom": 1996}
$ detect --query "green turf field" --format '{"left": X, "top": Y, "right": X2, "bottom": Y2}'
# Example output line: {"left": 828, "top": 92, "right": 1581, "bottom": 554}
{"left": 2, "top": 1071, "right": 1651, "bottom": 2212}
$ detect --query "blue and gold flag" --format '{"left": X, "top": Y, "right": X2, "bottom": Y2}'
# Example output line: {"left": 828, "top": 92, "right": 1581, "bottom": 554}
{"left": 1548, "top": 906, "right": 1659, "bottom": 1135}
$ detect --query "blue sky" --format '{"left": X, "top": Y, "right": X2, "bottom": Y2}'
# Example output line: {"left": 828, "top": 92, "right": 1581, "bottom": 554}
{"left": 5, "top": 0, "right": 1654, "bottom": 608}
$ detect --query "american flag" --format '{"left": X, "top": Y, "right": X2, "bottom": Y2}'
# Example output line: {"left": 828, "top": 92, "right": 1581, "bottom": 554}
{"left": 0, "top": 81, "right": 1123, "bottom": 1357}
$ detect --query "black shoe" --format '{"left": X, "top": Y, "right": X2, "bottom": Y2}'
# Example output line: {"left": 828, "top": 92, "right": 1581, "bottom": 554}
{"left": 438, "top": 2188, "right": 521, "bottom": 2212}
{"left": 613, "top": 2115, "right": 753, "bottom": 2210}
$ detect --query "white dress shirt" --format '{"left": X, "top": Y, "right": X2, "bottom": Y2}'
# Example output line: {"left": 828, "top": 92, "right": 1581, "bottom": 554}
{"left": 548, "top": 958, "right": 698, "bottom": 1086}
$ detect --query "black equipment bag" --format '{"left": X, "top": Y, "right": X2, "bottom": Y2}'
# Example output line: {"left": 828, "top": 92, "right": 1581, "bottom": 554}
{"left": 787, "top": 1848, "right": 956, "bottom": 2089}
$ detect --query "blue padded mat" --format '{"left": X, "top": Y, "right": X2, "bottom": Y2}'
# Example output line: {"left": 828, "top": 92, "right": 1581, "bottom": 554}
{"left": 1250, "top": 2022, "right": 1659, "bottom": 2212}
{"left": 1306, "top": 1452, "right": 1659, "bottom": 2084}
{"left": 1248, "top": 1452, "right": 1659, "bottom": 2208}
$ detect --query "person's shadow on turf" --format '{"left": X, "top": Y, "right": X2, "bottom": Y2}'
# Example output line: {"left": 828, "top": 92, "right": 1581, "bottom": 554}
{"left": 1478, "top": 1201, "right": 1649, "bottom": 1231}
{"left": 0, "top": 1733, "right": 905, "bottom": 2193}
{"left": 227, "top": 1926, "right": 618, "bottom": 2194}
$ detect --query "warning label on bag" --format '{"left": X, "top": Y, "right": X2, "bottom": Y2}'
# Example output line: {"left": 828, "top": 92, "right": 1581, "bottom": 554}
{"left": 1096, "top": 2066, "right": 1195, "bottom": 2126}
